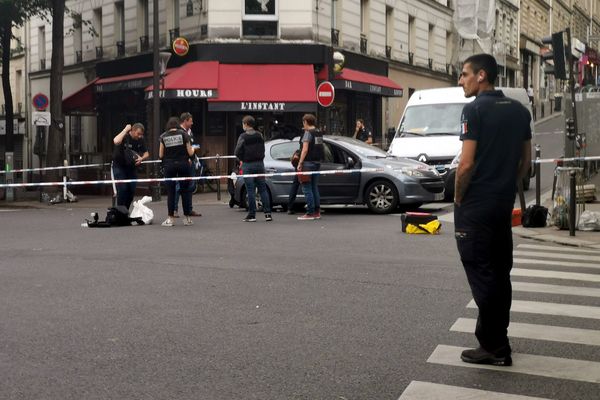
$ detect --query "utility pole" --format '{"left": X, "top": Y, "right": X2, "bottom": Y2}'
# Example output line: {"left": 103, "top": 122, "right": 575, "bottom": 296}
{"left": 151, "top": 0, "right": 161, "bottom": 201}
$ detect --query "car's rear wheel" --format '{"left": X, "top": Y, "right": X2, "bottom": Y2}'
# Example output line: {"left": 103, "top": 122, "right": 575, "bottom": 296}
{"left": 365, "top": 180, "right": 399, "bottom": 214}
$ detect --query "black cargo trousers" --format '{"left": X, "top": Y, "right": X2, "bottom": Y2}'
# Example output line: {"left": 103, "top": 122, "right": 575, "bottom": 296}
{"left": 454, "top": 196, "right": 514, "bottom": 354}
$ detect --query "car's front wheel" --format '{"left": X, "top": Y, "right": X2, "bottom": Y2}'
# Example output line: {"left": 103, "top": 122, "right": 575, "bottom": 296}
{"left": 365, "top": 180, "right": 399, "bottom": 214}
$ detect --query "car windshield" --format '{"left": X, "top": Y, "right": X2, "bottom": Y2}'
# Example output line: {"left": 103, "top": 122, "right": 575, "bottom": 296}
{"left": 396, "top": 103, "right": 465, "bottom": 136}
{"left": 328, "top": 136, "right": 389, "bottom": 158}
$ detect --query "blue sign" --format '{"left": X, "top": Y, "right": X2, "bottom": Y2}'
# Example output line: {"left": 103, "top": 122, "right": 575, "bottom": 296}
{"left": 32, "top": 93, "right": 49, "bottom": 111}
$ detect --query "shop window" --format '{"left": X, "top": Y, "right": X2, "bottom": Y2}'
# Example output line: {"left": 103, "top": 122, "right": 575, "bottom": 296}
{"left": 243, "top": 0, "right": 278, "bottom": 37}
{"left": 70, "top": 116, "right": 82, "bottom": 153}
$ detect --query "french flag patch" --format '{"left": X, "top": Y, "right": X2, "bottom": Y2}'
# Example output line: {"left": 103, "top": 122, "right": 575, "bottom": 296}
{"left": 461, "top": 120, "right": 468, "bottom": 135}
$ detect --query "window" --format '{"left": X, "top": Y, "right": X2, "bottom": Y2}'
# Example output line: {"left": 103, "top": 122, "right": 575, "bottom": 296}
{"left": 138, "top": 0, "right": 149, "bottom": 50}
{"left": 408, "top": 16, "right": 416, "bottom": 64}
{"left": 115, "top": 1, "right": 124, "bottom": 41}
{"left": 385, "top": 6, "right": 393, "bottom": 57}
{"left": 360, "top": 0, "right": 369, "bottom": 34}
{"left": 270, "top": 142, "right": 298, "bottom": 161}
{"left": 38, "top": 26, "right": 46, "bottom": 69}
{"left": 243, "top": 0, "right": 278, "bottom": 37}
{"left": 93, "top": 8, "right": 103, "bottom": 49}
{"left": 73, "top": 14, "right": 83, "bottom": 63}
{"left": 428, "top": 24, "right": 435, "bottom": 65}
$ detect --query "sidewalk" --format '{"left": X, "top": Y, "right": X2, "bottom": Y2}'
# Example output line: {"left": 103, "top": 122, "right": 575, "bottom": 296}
{"left": 513, "top": 171, "right": 600, "bottom": 249}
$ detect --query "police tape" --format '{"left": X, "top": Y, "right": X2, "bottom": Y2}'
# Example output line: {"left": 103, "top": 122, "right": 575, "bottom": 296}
{"left": 0, "top": 167, "right": 385, "bottom": 189}
{"left": 533, "top": 155, "right": 600, "bottom": 164}
{"left": 0, "top": 155, "right": 238, "bottom": 175}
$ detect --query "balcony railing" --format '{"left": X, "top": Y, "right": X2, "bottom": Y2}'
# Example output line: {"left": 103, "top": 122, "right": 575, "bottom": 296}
{"left": 75, "top": 50, "right": 82, "bottom": 63}
{"left": 40, "top": 58, "right": 46, "bottom": 70}
{"left": 200, "top": 24, "right": 208, "bottom": 36}
{"left": 428, "top": 58, "right": 433, "bottom": 69}
{"left": 385, "top": 45, "right": 392, "bottom": 58}
{"left": 17, "top": 102, "right": 23, "bottom": 115}
{"left": 360, "top": 34, "right": 367, "bottom": 54}
{"left": 96, "top": 46, "right": 103, "bottom": 59}
{"left": 169, "top": 27, "right": 180, "bottom": 43}
{"left": 446, "top": 63, "right": 451, "bottom": 74}
{"left": 331, "top": 28, "right": 340, "bottom": 46}
{"left": 140, "top": 36, "right": 149, "bottom": 52}
{"left": 116, "top": 41, "right": 125, "bottom": 57}
{"left": 408, "top": 52, "right": 414, "bottom": 65}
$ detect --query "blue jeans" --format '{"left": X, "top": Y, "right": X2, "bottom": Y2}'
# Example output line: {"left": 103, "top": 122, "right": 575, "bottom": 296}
{"left": 112, "top": 163, "right": 137, "bottom": 210}
{"left": 174, "top": 163, "right": 197, "bottom": 212}
{"left": 163, "top": 160, "right": 193, "bottom": 216}
{"left": 300, "top": 162, "right": 320, "bottom": 214}
{"left": 287, "top": 175, "right": 300, "bottom": 208}
{"left": 242, "top": 161, "right": 271, "bottom": 216}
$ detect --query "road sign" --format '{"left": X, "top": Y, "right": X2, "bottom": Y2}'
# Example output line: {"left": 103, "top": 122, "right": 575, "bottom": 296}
{"left": 32, "top": 93, "right": 49, "bottom": 111}
{"left": 172, "top": 37, "right": 189, "bottom": 56}
{"left": 317, "top": 81, "right": 335, "bottom": 107}
{"left": 32, "top": 111, "right": 51, "bottom": 126}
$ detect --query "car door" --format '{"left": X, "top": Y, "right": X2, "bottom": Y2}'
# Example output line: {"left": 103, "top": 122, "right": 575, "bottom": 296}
{"left": 267, "top": 141, "right": 300, "bottom": 205}
{"left": 318, "top": 141, "right": 361, "bottom": 202}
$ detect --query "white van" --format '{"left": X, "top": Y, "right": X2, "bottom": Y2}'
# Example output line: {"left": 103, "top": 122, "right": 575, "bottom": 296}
{"left": 387, "top": 87, "right": 534, "bottom": 199}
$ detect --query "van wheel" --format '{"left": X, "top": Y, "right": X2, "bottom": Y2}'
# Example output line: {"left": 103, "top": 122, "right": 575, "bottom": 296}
{"left": 366, "top": 180, "right": 398, "bottom": 214}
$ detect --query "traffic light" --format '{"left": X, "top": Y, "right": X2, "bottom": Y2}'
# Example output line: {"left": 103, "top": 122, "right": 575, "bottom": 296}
{"left": 565, "top": 117, "right": 576, "bottom": 139}
{"left": 542, "top": 32, "right": 567, "bottom": 80}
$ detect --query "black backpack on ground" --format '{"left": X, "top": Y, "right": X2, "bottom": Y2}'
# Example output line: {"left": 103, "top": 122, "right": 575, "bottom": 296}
{"left": 86, "top": 206, "right": 144, "bottom": 227}
{"left": 522, "top": 205, "right": 548, "bottom": 228}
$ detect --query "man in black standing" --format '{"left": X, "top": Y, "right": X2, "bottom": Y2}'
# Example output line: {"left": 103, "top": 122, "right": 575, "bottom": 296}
{"left": 112, "top": 123, "right": 149, "bottom": 210}
{"left": 352, "top": 118, "right": 373, "bottom": 144}
{"left": 454, "top": 54, "right": 532, "bottom": 366}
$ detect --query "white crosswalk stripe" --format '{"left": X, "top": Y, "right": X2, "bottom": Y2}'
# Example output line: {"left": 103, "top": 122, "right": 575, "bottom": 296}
{"left": 398, "top": 242, "right": 600, "bottom": 399}
{"left": 398, "top": 381, "right": 552, "bottom": 400}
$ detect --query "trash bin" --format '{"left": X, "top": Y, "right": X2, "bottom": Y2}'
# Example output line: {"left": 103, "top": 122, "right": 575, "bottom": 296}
{"left": 554, "top": 96, "right": 562, "bottom": 112}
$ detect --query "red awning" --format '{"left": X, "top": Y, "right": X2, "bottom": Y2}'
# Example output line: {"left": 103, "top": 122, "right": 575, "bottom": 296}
{"left": 96, "top": 69, "right": 175, "bottom": 93}
{"left": 208, "top": 64, "right": 317, "bottom": 112}
{"left": 144, "top": 61, "right": 219, "bottom": 99}
{"left": 317, "top": 67, "right": 403, "bottom": 97}
{"left": 62, "top": 78, "right": 98, "bottom": 114}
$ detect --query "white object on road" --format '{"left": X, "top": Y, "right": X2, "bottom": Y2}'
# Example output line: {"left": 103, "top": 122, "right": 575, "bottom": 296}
{"left": 130, "top": 195, "right": 154, "bottom": 224}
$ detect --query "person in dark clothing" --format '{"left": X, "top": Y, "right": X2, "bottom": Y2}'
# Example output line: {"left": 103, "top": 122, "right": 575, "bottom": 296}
{"left": 454, "top": 54, "right": 532, "bottom": 366}
{"left": 234, "top": 115, "right": 272, "bottom": 222}
{"left": 159, "top": 117, "right": 195, "bottom": 227}
{"left": 173, "top": 112, "right": 201, "bottom": 218}
{"left": 296, "top": 113, "right": 324, "bottom": 221}
{"left": 112, "top": 123, "right": 149, "bottom": 210}
{"left": 353, "top": 118, "right": 373, "bottom": 144}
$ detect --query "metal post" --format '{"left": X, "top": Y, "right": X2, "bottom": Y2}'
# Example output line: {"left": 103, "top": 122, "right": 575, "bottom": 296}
{"left": 151, "top": 0, "right": 161, "bottom": 202}
{"left": 5, "top": 152, "right": 14, "bottom": 201}
{"left": 535, "top": 144, "right": 541, "bottom": 206}
{"left": 63, "top": 176, "right": 68, "bottom": 201}
{"left": 215, "top": 154, "right": 221, "bottom": 201}
{"left": 569, "top": 170, "right": 577, "bottom": 236}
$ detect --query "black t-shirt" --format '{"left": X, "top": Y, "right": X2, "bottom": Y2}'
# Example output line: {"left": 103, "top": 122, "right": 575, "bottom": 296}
{"left": 460, "top": 90, "right": 532, "bottom": 202}
{"left": 356, "top": 127, "right": 372, "bottom": 142}
{"left": 112, "top": 134, "right": 147, "bottom": 169}
{"left": 160, "top": 128, "right": 191, "bottom": 162}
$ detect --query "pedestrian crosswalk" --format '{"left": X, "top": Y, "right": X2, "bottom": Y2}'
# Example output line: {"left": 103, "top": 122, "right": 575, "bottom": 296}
{"left": 398, "top": 242, "right": 600, "bottom": 399}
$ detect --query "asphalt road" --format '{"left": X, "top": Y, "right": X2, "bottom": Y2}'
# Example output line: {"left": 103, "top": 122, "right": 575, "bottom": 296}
{"left": 1, "top": 197, "right": 599, "bottom": 399}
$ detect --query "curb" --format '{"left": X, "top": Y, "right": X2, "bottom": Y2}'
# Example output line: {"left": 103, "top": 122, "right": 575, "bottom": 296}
{"left": 512, "top": 226, "right": 599, "bottom": 249}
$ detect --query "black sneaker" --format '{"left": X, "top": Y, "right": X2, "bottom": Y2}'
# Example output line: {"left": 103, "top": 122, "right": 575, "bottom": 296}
{"left": 243, "top": 215, "right": 256, "bottom": 222}
{"left": 460, "top": 347, "right": 512, "bottom": 366}
{"left": 265, "top": 214, "right": 273, "bottom": 221}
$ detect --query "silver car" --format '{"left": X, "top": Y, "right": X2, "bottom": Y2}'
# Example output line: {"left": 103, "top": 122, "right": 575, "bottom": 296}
{"left": 233, "top": 136, "right": 445, "bottom": 214}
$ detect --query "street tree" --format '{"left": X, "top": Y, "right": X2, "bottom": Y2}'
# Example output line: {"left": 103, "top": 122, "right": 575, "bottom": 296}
{"left": 0, "top": 0, "right": 46, "bottom": 169}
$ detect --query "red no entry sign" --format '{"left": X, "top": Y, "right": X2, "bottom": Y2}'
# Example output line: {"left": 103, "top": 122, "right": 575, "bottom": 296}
{"left": 317, "top": 81, "right": 335, "bottom": 107}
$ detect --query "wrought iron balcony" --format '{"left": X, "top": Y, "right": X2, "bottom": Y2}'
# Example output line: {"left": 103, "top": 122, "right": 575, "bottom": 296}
{"left": 116, "top": 41, "right": 125, "bottom": 57}
{"left": 360, "top": 34, "right": 367, "bottom": 54}
{"left": 169, "top": 28, "right": 180, "bottom": 43}
{"left": 408, "top": 52, "right": 414, "bottom": 65}
{"left": 428, "top": 58, "right": 433, "bottom": 69}
{"left": 75, "top": 50, "right": 82, "bottom": 63}
{"left": 96, "top": 46, "right": 103, "bottom": 59}
{"left": 140, "top": 36, "right": 149, "bottom": 52}
{"left": 40, "top": 58, "right": 46, "bottom": 70}
{"left": 331, "top": 28, "right": 340, "bottom": 46}
{"left": 385, "top": 45, "right": 392, "bottom": 58}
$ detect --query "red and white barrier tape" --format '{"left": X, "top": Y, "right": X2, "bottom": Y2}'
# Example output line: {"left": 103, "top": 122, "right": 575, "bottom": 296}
{"left": 0, "top": 155, "right": 237, "bottom": 175}
{"left": 533, "top": 155, "right": 600, "bottom": 164}
{"left": 0, "top": 167, "right": 384, "bottom": 189}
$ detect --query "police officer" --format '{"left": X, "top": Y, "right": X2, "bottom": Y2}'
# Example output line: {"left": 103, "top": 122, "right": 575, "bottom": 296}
{"left": 112, "top": 123, "right": 149, "bottom": 210}
{"left": 353, "top": 118, "right": 373, "bottom": 144}
{"left": 454, "top": 54, "right": 532, "bottom": 366}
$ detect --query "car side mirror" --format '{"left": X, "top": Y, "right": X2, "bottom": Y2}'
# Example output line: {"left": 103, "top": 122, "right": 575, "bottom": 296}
{"left": 346, "top": 157, "right": 355, "bottom": 168}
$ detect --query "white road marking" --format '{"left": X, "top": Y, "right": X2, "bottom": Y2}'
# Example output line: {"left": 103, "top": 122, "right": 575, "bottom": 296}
{"left": 451, "top": 318, "right": 600, "bottom": 346}
{"left": 467, "top": 299, "right": 600, "bottom": 320}
{"left": 514, "top": 250, "right": 600, "bottom": 263}
{"left": 514, "top": 258, "right": 600, "bottom": 270}
{"left": 512, "top": 268, "right": 600, "bottom": 282}
{"left": 512, "top": 281, "right": 600, "bottom": 297}
{"left": 428, "top": 345, "right": 600, "bottom": 384}
{"left": 397, "top": 381, "right": 552, "bottom": 400}
{"left": 516, "top": 243, "right": 600, "bottom": 255}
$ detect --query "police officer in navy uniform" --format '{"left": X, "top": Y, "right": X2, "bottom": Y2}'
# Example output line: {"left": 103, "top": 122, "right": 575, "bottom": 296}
{"left": 112, "top": 123, "right": 149, "bottom": 210}
{"left": 454, "top": 54, "right": 532, "bottom": 366}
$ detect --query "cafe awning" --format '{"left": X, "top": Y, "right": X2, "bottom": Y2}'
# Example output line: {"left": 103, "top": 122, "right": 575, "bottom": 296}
{"left": 317, "top": 67, "right": 403, "bottom": 97}
{"left": 62, "top": 78, "right": 99, "bottom": 114}
{"left": 208, "top": 64, "right": 317, "bottom": 112}
{"left": 144, "top": 61, "right": 220, "bottom": 99}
